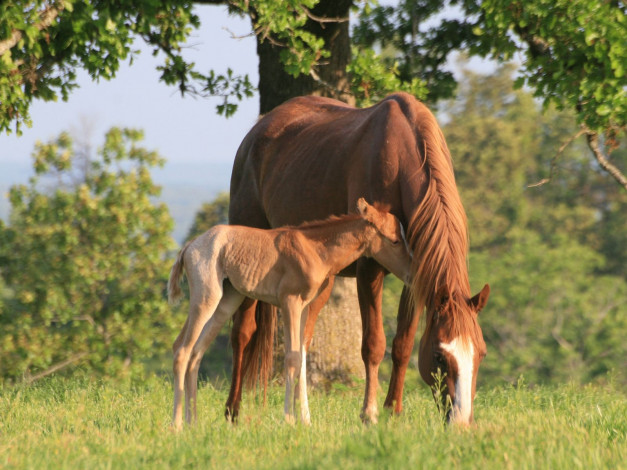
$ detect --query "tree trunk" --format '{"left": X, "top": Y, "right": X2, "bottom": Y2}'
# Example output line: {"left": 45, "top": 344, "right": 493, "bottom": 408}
{"left": 255, "top": 1, "right": 362, "bottom": 386}
{"left": 306, "top": 277, "right": 365, "bottom": 387}
{"left": 255, "top": 0, "right": 354, "bottom": 114}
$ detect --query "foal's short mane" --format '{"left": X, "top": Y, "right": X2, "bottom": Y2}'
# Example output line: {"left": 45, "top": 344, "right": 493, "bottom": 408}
{"left": 285, "top": 201, "right": 391, "bottom": 232}
{"left": 288, "top": 213, "right": 362, "bottom": 231}
{"left": 404, "top": 100, "right": 471, "bottom": 327}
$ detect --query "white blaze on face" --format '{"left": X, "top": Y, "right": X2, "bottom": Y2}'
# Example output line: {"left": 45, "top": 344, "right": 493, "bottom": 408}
{"left": 440, "top": 336, "right": 474, "bottom": 424}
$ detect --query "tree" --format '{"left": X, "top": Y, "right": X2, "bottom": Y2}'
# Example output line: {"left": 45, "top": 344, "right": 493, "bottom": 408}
{"left": 355, "top": 0, "right": 626, "bottom": 188}
{"left": 0, "top": 128, "right": 177, "bottom": 381}
{"left": 2, "top": 0, "right": 625, "bottom": 385}
{"left": 444, "top": 63, "right": 627, "bottom": 385}
{"left": 2, "top": 2, "right": 624, "bottom": 186}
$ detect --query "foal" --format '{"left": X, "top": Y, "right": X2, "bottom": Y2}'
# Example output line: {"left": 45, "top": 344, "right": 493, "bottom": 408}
{"left": 168, "top": 198, "right": 412, "bottom": 430}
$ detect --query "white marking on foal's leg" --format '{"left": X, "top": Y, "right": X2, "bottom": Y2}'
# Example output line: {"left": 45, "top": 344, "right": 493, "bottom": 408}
{"left": 440, "top": 337, "right": 474, "bottom": 424}
{"left": 299, "top": 346, "right": 311, "bottom": 425}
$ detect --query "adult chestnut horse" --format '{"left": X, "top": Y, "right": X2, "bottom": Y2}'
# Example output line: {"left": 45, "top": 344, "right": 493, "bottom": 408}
{"left": 226, "top": 92, "right": 490, "bottom": 425}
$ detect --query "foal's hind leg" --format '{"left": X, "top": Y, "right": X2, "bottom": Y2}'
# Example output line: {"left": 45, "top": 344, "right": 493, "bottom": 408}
{"left": 186, "top": 283, "right": 245, "bottom": 424}
{"left": 172, "top": 281, "right": 223, "bottom": 431}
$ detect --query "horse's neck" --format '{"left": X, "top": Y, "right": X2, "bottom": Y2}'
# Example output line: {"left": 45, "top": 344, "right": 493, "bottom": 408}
{"left": 300, "top": 218, "right": 371, "bottom": 272}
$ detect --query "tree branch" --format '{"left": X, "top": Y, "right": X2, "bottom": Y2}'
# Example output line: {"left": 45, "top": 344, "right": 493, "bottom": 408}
{"left": 303, "top": 7, "right": 349, "bottom": 24}
{"left": 0, "top": 4, "right": 63, "bottom": 56}
{"left": 528, "top": 129, "right": 585, "bottom": 188}
{"left": 24, "top": 351, "right": 88, "bottom": 383}
{"left": 584, "top": 127, "right": 627, "bottom": 191}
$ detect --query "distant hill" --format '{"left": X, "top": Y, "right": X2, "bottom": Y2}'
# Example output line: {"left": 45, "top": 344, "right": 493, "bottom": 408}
{"left": 0, "top": 160, "right": 232, "bottom": 245}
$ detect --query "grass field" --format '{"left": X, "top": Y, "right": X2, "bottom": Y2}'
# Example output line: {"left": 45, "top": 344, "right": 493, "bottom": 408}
{"left": 1, "top": 375, "right": 625, "bottom": 469}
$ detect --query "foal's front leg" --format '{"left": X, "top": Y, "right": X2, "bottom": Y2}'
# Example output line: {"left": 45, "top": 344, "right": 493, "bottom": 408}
{"left": 296, "top": 308, "right": 310, "bottom": 425}
{"left": 294, "top": 278, "right": 335, "bottom": 425}
{"left": 282, "top": 297, "right": 305, "bottom": 424}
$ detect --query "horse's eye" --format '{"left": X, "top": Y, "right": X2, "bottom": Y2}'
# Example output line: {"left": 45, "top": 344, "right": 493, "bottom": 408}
{"left": 434, "top": 352, "right": 446, "bottom": 366}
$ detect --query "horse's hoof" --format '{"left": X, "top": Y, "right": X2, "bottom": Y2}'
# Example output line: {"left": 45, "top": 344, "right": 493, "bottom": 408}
{"left": 224, "top": 408, "right": 238, "bottom": 424}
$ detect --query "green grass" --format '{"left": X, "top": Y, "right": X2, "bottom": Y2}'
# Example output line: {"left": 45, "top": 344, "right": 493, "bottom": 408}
{"left": 1, "top": 376, "right": 625, "bottom": 469}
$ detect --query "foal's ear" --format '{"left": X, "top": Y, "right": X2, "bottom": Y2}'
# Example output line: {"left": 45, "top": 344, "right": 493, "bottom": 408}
{"left": 468, "top": 284, "right": 490, "bottom": 313}
{"left": 356, "top": 197, "right": 370, "bottom": 216}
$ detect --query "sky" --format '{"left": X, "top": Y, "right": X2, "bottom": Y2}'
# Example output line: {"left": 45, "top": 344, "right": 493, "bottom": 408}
{"left": 0, "top": 5, "right": 259, "bottom": 186}
{"left": 0, "top": 5, "right": 264, "bottom": 240}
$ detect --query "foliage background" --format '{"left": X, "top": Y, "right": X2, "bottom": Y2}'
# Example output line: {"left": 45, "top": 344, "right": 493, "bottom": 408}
{"left": 0, "top": 1, "right": 625, "bottom": 389}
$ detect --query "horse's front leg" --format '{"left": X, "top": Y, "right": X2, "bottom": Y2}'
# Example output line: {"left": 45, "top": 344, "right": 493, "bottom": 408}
{"left": 384, "top": 287, "right": 420, "bottom": 414}
{"left": 356, "top": 258, "right": 386, "bottom": 424}
{"left": 282, "top": 298, "right": 304, "bottom": 424}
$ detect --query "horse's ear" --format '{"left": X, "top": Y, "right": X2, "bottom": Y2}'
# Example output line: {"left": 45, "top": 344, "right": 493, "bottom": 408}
{"left": 434, "top": 285, "right": 450, "bottom": 310}
{"left": 469, "top": 284, "right": 490, "bottom": 313}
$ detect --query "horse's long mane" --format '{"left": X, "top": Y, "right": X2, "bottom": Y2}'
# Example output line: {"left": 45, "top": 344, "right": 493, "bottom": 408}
{"left": 406, "top": 104, "right": 472, "bottom": 334}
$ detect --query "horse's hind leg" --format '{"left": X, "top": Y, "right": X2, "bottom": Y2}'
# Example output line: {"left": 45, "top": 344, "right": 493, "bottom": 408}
{"left": 224, "top": 297, "right": 257, "bottom": 422}
{"left": 172, "top": 281, "right": 223, "bottom": 431}
{"left": 186, "top": 283, "right": 245, "bottom": 423}
{"left": 383, "top": 287, "right": 419, "bottom": 415}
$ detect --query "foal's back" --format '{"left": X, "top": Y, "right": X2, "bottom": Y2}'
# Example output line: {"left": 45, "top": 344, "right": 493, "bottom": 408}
{"left": 187, "top": 224, "right": 318, "bottom": 305}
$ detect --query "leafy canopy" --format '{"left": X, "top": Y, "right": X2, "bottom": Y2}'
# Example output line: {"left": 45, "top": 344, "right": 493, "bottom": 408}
{"left": 2, "top": 1, "right": 624, "bottom": 143}
{"left": 0, "top": 127, "right": 177, "bottom": 381}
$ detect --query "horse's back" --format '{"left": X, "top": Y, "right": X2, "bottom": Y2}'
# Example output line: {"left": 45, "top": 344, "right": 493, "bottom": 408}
{"left": 230, "top": 93, "right": 438, "bottom": 229}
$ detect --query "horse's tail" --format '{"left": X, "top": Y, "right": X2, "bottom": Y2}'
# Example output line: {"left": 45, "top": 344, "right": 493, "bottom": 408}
{"left": 241, "top": 301, "right": 277, "bottom": 402}
{"left": 168, "top": 241, "right": 192, "bottom": 305}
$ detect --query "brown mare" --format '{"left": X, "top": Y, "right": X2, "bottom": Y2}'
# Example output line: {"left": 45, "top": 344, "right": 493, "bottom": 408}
{"left": 227, "top": 92, "right": 490, "bottom": 425}
{"left": 168, "top": 199, "right": 412, "bottom": 429}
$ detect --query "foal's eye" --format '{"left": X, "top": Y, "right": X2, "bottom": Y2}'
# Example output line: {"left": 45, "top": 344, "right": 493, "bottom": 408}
{"left": 391, "top": 239, "right": 400, "bottom": 245}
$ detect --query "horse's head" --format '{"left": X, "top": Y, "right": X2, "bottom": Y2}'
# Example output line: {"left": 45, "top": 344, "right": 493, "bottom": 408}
{"left": 418, "top": 284, "right": 490, "bottom": 426}
{"left": 356, "top": 198, "right": 412, "bottom": 286}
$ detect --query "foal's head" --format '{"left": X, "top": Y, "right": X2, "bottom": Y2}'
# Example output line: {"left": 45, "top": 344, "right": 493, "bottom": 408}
{"left": 356, "top": 198, "right": 412, "bottom": 286}
{"left": 418, "top": 284, "right": 490, "bottom": 426}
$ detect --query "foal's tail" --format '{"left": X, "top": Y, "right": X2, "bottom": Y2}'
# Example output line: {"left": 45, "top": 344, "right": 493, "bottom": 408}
{"left": 168, "top": 241, "right": 192, "bottom": 305}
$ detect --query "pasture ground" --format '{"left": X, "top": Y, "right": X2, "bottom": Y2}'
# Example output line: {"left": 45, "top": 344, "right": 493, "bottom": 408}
{"left": 0, "top": 375, "right": 625, "bottom": 469}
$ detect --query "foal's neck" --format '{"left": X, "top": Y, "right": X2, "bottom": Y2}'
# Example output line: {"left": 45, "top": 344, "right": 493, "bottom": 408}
{"left": 299, "top": 217, "right": 373, "bottom": 272}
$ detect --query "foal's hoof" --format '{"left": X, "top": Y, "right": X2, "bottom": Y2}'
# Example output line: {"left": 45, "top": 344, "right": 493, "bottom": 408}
{"left": 170, "top": 421, "right": 183, "bottom": 433}
{"left": 224, "top": 407, "right": 238, "bottom": 424}
{"left": 360, "top": 408, "right": 378, "bottom": 425}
